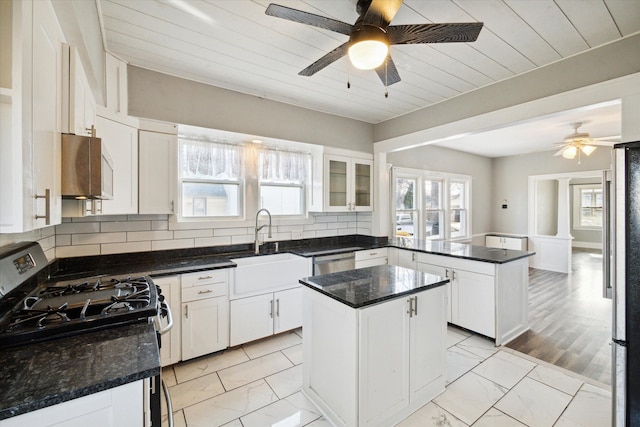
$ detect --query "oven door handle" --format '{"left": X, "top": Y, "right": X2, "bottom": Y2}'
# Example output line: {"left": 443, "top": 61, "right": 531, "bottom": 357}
{"left": 157, "top": 301, "right": 174, "bottom": 335}
{"left": 162, "top": 379, "right": 174, "bottom": 427}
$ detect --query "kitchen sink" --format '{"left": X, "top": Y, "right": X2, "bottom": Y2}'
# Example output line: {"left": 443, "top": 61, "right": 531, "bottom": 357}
{"left": 230, "top": 253, "right": 310, "bottom": 298}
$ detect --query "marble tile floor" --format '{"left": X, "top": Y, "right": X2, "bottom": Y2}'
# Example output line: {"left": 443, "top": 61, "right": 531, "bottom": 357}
{"left": 162, "top": 327, "right": 611, "bottom": 427}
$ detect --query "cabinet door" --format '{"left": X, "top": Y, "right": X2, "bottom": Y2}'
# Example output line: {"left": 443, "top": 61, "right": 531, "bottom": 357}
{"left": 409, "top": 287, "right": 446, "bottom": 402}
{"left": 395, "top": 250, "right": 417, "bottom": 269}
{"left": 97, "top": 116, "right": 138, "bottom": 215}
{"left": 324, "top": 154, "right": 349, "bottom": 211}
{"left": 229, "top": 293, "right": 274, "bottom": 346}
{"left": 417, "top": 263, "right": 451, "bottom": 323}
{"left": 31, "top": 0, "right": 65, "bottom": 229}
{"left": 274, "top": 287, "right": 303, "bottom": 334}
{"left": 359, "top": 296, "right": 410, "bottom": 426}
{"left": 485, "top": 235, "right": 502, "bottom": 248}
{"left": 182, "top": 296, "right": 229, "bottom": 360}
{"left": 502, "top": 237, "right": 526, "bottom": 251}
{"left": 105, "top": 52, "right": 127, "bottom": 117}
{"left": 153, "top": 276, "right": 181, "bottom": 367}
{"left": 455, "top": 269, "right": 495, "bottom": 338}
{"left": 68, "top": 47, "right": 95, "bottom": 136}
{"left": 353, "top": 159, "right": 373, "bottom": 211}
{"left": 138, "top": 130, "right": 177, "bottom": 214}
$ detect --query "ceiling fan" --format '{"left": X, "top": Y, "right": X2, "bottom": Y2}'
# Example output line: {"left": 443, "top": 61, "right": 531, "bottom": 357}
{"left": 553, "top": 122, "right": 618, "bottom": 162}
{"left": 265, "top": 0, "right": 483, "bottom": 87}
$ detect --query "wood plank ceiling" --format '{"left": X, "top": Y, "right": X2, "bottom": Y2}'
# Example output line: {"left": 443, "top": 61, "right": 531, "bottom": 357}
{"left": 98, "top": 0, "right": 640, "bottom": 125}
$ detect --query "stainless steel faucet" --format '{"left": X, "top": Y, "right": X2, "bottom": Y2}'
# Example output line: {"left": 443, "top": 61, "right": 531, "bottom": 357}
{"left": 254, "top": 208, "right": 272, "bottom": 254}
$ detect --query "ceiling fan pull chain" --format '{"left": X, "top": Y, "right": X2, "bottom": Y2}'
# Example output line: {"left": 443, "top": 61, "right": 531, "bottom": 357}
{"left": 347, "top": 61, "right": 351, "bottom": 89}
{"left": 384, "top": 57, "right": 389, "bottom": 98}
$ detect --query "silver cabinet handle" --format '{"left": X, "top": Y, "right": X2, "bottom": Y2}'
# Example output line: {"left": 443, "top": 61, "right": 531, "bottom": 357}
{"left": 411, "top": 252, "right": 416, "bottom": 262}
{"left": 276, "top": 298, "right": 280, "bottom": 317}
{"left": 34, "top": 189, "right": 51, "bottom": 225}
{"left": 198, "top": 276, "right": 213, "bottom": 280}
{"left": 198, "top": 289, "right": 213, "bottom": 294}
{"left": 407, "top": 298, "right": 412, "bottom": 316}
{"left": 445, "top": 269, "right": 449, "bottom": 278}
{"left": 170, "top": 200, "right": 175, "bottom": 213}
{"left": 452, "top": 270, "right": 456, "bottom": 281}
{"left": 414, "top": 296, "right": 418, "bottom": 316}
{"left": 370, "top": 252, "right": 378, "bottom": 256}
{"left": 269, "top": 300, "right": 274, "bottom": 318}
{"left": 184, "top": 304, "right": 188, "bottom": 319}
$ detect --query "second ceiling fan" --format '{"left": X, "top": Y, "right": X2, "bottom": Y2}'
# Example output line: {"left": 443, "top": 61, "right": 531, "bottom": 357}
{"left": 265, "top": 0, "right": 484, "bottom": 86}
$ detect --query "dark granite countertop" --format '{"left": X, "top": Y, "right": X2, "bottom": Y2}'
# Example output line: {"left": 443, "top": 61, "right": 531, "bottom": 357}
{"left": 300, "top": 264, "right": 449, "bottom": 308}
{"left": 485, "top": 233, "right": 528, "bottom": 239}
{"left": 388, "top": 238, "right": 534, "bottom": 264}
{"left": 0, "top": 323, "right": 160, "bottom": 420}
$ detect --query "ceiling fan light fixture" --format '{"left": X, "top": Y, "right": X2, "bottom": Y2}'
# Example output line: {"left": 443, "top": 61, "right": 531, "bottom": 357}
{"left": 581, "top": 145, "right": 597, "bottom": 156}
{"left": 348, "top": 25, "right": 389, "bottom": 70}
{"left": 562, "top": 146, "right": 578, "bottom": 159}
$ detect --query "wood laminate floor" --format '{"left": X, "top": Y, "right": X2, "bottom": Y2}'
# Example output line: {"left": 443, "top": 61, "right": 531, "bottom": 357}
{"left": 506, "top": 248, "right": 612, "bottom": 385}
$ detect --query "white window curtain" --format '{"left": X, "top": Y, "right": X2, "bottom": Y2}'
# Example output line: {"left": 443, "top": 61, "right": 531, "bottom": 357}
{"left": 259, "top": 149, "right": 307, "bottom": 184}
{"left": 180, "top": 139, "right": 241, "bottom": 181}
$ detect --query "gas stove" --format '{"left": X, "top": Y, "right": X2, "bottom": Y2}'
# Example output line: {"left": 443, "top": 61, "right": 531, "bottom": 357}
{"left": 0, "top": 242, "right": 161, "bottom": 349}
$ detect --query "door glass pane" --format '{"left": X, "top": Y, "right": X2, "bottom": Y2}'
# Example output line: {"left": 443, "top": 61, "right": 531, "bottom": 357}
{"left": 329, "top": 160, "right": 347, "bottom": 207}
{"left": 354, "top": 162, "right": 371, "bottom": 207}
{"left": 424, "top": 180, "right": 441, "bottom": 209}
{"left": 182, "top": 182, "right": 239, "bottom": 217}
{"left": 450, "top": 209, "right": 466, "bottom": 238}
{"left": 395, "top": 178, "right": 415, "bottom": 210}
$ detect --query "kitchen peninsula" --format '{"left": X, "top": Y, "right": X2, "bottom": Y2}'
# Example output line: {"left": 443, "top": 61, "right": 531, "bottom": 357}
{"left": 299, "top": 265, "right": 449, "bottom": 427}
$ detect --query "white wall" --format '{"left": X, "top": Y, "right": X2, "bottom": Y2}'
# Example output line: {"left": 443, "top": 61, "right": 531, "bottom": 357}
{"left": 128, "top": 66, "right": 375, "bottom": 153}
{"left": 386, "top": 144, "right": 493, "bottom": 238}
{"left": 491, "top": 148, "right": 611, "bottom": 235}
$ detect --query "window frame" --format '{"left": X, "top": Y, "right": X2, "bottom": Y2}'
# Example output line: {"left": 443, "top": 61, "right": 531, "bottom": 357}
{"left": 257, "top": 147, "right": 309, "bottom": 217}
{"left": 391, "top": 167, "right": 472, "bottom": 241}
{"left": 573, "top": 184, "right": 603, "bottom": 230}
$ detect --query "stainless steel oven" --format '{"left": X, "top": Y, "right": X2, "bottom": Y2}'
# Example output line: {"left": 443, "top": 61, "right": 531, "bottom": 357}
{"left": 312, "top": 251, "right": 356, "bottom": 275}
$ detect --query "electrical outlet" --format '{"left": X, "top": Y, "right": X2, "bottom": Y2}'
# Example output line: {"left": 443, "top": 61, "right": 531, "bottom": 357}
{"left": 292, "top": 231, "right": 303, "bottom": 240}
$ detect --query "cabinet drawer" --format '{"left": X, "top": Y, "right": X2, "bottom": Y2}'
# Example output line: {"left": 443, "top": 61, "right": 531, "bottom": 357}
{"left": 355, "top": 248, "right": 388, "bottom": 261}
{"left": 181, "top": 269, "right": 227, "bottom": 288}
{"left": 182, "top": 282, "right": 227, "bottom": 302}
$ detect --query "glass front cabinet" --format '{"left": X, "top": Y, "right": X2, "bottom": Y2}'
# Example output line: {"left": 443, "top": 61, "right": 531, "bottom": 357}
{"left": 323, "top": 154, "right": 373, "bottom": 212}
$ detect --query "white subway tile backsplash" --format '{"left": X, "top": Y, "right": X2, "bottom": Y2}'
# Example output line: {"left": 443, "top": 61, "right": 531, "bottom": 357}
{"left": 71, "top": 215, "right": 128, "bottom": 223}
{"left": 314, "top": 215, "right": 338, "bottom": 223}
{"left": 55, "top": 235, "right": 71, "bottom": 247}
{"left": 56, "top": 245, "right": 101, "bottom": 258}
{"left": 301, "top": 231, "right": 317, "bottom": 239}
{"left": 214, "top": 227, "right": 252, "bottom": 237}
{"left": 173, "top": 229, "right": 214, "bottom": 239}
{"left": 231, "top": 234, "right": 254, "bottom": 245}
{"left": 338, "top": 228, "right": 358, "bottom": 236}
{"left": 101, "top": 221, "right": 151, "bottom": 233}
{"left": 127, "top": 230, "right": 174, "bottom": 242}
{"left": 55, "top": 222, "right": 100, "bottom": 235}
{"left": 302, "top": 223, "right": 328, "bottom": 231}
{"left": 128, "top": 214, "right": 169, "bottom": 221}
{"left": 152, "top": 239, "right": 194, "bottom": 251}
{"left": 72, "top": 232, "right": 127, "bottom": 245}
{"left": 195, "top": 236, "right": 232, "bottom": 247}
{"left": 151, "top": 221, "right": 169, "bottom": 231}
{"left": 101, "top": 241, "right": 152, "bottom": 255}
{"left": 275, "top": 225, "right": 304, "bottom": 233}
{"left": 315, "top": 229, "right": 338, "bottom": 238}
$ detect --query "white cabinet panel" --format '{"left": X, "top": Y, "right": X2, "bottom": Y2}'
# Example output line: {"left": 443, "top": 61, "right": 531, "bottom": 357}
{"left": 355, "top": 248, "right": 388, "bottom": 269}
{"left": 105, "top": 52, "right": 127, "bottom": 117}
{"left": 97, "top": 115, "right": 138, "bottom": 215}
{"left": 181, "top": 296, "right": 228, "bottom": 360}
{"left": 456, "top": 269, "right": 495, "bottom": 338}
{"left": 230, "top": 293, "right": 274, "bottom": 346}
{"left": 274, "top": 287, "right": 303, "bottom": 334}
{"left": 417, "top": 262, "right": 451, "bottom": 323}
{"left": 485, "top": 235, "right": 528, "bottom": 250}
{"left": 153, "top": 276, "right": 181, "bottom": 367}
{"left": 138, "top": 130, "right": 177, "bottom": 214}
{"left": 323, "top": 154, "right": 373, "bottom": 212}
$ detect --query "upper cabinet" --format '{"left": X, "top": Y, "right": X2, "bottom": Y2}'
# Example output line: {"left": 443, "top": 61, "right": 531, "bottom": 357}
{"left": 62, "top": 45, "right": 95, "bottom": 137}
{"left": 138, "top": 120, "right": 178, "bottom": 215}
{"left": 1, "top": 0, "right": 65, "bottom": 232}
{"left": 310, "top": 148, "right": 374, "bottom": 213}
{"left": 104, "top": 52, "right": 128, "bottom": 118}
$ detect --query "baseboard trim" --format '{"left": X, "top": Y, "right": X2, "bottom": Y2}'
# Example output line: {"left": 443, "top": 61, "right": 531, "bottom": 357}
{"left": 572, "top": 241, "right": 602, "bottom": 249}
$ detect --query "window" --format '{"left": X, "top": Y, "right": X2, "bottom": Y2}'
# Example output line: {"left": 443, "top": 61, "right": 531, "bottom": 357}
{"left": 259, "top": 149, "right": 309, "bottom": 216}
{"left": 179, "top": 138, "right": 243, "bottom": 218}
{"left": 392, "top": 167, "right": 471, "bottom": 241}
{"left": 575, "top": 185, "right": 603, "bottom": 228}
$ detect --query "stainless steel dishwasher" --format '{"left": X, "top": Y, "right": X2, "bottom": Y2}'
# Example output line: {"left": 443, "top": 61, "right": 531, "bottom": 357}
{"left": 312, "top": 251, "right": 356, "bottom": 275}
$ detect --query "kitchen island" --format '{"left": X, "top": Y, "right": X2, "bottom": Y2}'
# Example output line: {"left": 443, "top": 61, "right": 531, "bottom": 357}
{"left": 299, "top": 265, "right": 449, "bottom": 427}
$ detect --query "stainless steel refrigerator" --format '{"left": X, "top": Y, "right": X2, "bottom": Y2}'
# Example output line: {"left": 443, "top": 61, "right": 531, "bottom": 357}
{"left": 611, "top": 141, "right": 640, "bottom": 426}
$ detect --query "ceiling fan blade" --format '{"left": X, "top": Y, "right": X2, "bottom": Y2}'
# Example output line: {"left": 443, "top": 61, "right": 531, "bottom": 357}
{"left": 361, "top": 0, "right": 403, "bottom": 29}
{"left": 265, "top": 4, "right": 353, "bottom": 35}
{"left": 375, "top": 55, "right": 401, "bottom": 86}
{"left": 587, "top": 141, "right": 616, "bottom": 146}
{"left": 388, "top": 22, "right": 483, "bottom": 45}
{"left": 299, "top": 43, "right": 349, "bottom": 76}
{"left": 553, "top": 148, "right": 567, "bottom": 156}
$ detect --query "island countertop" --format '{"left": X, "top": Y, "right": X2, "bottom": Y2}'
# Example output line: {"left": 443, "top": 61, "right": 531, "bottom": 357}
{"left": 299, "top": 264, "right": 449, "bottom": 309}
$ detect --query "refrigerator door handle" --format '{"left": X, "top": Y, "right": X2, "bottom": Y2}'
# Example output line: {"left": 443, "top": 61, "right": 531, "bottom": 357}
{"left": 602, "top": 170, "right": 612, "bottom": 299}
{"left": 612, "top": 148, "right": 626, "bottom": 343}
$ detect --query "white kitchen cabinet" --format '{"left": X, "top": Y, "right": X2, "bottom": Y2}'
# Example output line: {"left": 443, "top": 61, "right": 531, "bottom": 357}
{"left": 180, "top": 269, "right": 229, "bottom": 361}
{"left": 229, "top": 286, "right": 303, "bottom": 346}
{"left": 355, "top": 248, "right": 388, "bottom": 269}
{"left": 138, "top": 127, "right": 177, "bottom": 214}
{"left": 97, "top": 115, "right": 138, "bottom": 215}
{"left": 105, "top": 52, "right": 128, "bottom": 117}
{"left": 324, "top": 154, "right": 373, "bottom": 212}
{"left": 393, "top": 249, "right": 417, "bottom": 269}
{"left": 153, "top": 275, "right": 181, "bottom": 367}
{"left": 303, "top": 285, "right": 446, "bottom": 427}
{"left": 63, "top": 45, "right": 95, "bottom": 137}
{"left": 0, "top": 380, "right": 146, "bottom": 427}
{"left": 485, "top": 234, "right": 528, "bottom": 250}
{"left": 417, "top": 262, "right": 451, "bottom": 323}
{"left": 0, "top": 0, "right": 65, "bottom": 233}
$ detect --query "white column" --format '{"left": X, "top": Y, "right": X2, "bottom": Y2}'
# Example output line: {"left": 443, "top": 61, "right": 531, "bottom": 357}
{"left": 371, "top": 151, "right": 389, "bottom": 237}
{"left": 556, "top": 178, "right": 572, "bottom": 238}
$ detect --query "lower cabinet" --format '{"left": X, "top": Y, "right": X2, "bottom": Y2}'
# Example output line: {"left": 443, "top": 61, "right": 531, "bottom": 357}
{"left": 230, "top": 287, "right": 302, "bottom": 346}
{"left": 180, "top": 270, "right": 229, "bottom": 361}
{"left": 0, "top": 380, "right": 146, "bottom": 427}
{"left": 355, "top": 248, "right": 388, "bottom": 269}
{"left": 359, "top": 287, "right": 446, "bottom": 426}
{"left": 485, "top": 234, "right": 528, "bottom": 250}
{"left": 152, "top": 275, "right": 181, "bottom": 367}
